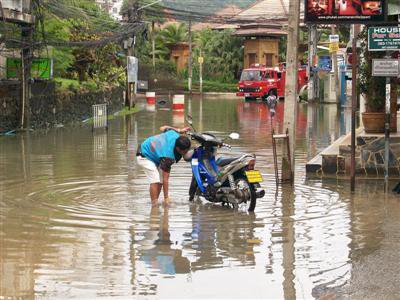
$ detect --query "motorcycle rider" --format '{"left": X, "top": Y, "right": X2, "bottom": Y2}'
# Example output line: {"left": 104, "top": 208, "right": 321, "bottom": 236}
{"left": 137, "top": 125, "right": 191, "bottom": 206}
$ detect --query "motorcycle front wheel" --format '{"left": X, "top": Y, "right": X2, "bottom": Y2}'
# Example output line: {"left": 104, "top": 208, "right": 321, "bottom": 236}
{"left": 235, "top": 178, "right": 256, "bottom": 212}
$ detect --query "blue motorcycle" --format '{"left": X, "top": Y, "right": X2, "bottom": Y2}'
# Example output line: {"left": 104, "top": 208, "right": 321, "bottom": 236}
{"left": 185, "top": 118, "right": 265, "bottom": 212}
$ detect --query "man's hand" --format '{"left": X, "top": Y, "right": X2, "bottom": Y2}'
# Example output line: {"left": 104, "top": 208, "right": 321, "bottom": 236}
{"left": 179, "top": 127, "right": 191, "bottom": 134}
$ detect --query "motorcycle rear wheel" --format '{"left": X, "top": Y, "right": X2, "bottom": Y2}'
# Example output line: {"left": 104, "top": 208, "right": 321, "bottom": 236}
{"left": 235, "top": 178, "right": 256, "bottom": 212}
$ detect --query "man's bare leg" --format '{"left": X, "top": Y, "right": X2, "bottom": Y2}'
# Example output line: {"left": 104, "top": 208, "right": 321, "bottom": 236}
{"left": 150, "top": 183, "right": 162, "bottom": 206}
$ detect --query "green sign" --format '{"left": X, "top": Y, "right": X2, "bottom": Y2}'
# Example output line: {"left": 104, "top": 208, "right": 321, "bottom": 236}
{"left": 368, "top": 27, "right": 400, "bottom": 51}
{"left": 6, "top": 58, "right": 53, "bottom": 79}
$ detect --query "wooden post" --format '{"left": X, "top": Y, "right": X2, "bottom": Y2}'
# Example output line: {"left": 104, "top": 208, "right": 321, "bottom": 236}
{"left": 350, "top": 24, "right": 360, "bottom": 192}
{"left": 281, "top": 0, "right": 300, "bottom": 183}
{"left": 20, "top": 24, "right": 33, "bottom": 130}
{"left": 331, "top": 25, "right": 340, "bottom": 103}
{"left": 199, "top": 48, "right": 203, "bottom": 94}
{"left": 307, "top": 25, "right": 318, "bottom": 101}
{"left": 188, "top": 18, "right": 192, "bottom": 94}
{"left": 152, "top": 21, "right": 155, "bottom": 70}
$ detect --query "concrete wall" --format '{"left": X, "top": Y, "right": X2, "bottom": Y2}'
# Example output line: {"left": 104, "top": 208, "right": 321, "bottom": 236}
{"left": 244, "top": 39, "right": 279, "bottom": 69}
{"left": 0, "top": 82, "right": 124, "bottom": 132}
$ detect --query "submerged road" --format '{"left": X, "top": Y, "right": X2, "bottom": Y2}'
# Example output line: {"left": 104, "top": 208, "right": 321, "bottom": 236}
{"left": 1, "top": 96, "right": 399, "bottom": 299}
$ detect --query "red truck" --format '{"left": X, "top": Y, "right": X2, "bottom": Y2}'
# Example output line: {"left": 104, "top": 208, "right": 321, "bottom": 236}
{"left": 236, "top": 63, "right": 308, "bottom": 101}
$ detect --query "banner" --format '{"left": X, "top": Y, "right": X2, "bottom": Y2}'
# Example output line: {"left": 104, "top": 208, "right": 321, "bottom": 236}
{"left": 305, "top": 0, "right": 385, "bottom": 23}
{"left": 6, "top": 58, "right": 53, "bottom": 79}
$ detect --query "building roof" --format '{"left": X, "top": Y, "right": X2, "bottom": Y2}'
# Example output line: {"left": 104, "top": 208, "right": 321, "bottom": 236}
{"left": 231, "top": 0, "right": 289, "bottom": 23}
{"left": 192, "top": 5, "right": 242, "bottom": 31}
{"left": 234, "top": 26, "right": 287, "bottom": 37}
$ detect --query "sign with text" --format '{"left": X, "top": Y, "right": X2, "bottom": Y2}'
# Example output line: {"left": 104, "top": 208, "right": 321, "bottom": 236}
{"left": 372, "top": 59, "right": 399, "bottom": 77}
{"left": 305, "top": 0, "right": 385, "bottom": 23}
{"left": 368, "top": 27, "right": 400, "bottom": 51}
{"left": 6, "top": 58, "right": 53, "bottom": 79}
{"left": 127, "top": 56, "right": 138, "bottom": 83}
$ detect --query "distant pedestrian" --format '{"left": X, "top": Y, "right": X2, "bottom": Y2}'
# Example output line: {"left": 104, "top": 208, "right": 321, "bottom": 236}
{"left": 266, "top": 90, "right": 277, "bottom": 117}
{"left": 136, "top": 125, "right": 191, "bottom": 206}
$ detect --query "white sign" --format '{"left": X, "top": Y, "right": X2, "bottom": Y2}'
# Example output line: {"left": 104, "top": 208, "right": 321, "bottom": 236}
{"left": 2, "top": 0, "right": 23, "bottom": 11}
{"left": 329, "top": 34, "right": 339, "bottom": 43}
{"left": 386, "top": 84, "right": 391, "bottom": 114}
{"left": 372, "top": 59, "right": 399, "bottom": 77}
{"left": 127, "top": 56, "right": 138, "bottom": 83}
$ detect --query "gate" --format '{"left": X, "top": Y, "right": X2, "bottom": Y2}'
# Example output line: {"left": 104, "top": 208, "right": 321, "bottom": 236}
{"left": 92, "top": 104, "right": 108, "bottom": 130}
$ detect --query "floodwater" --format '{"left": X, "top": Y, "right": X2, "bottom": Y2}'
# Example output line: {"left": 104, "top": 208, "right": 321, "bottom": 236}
{"left": 1, "top": 97, "right": 399, "bottom": 299}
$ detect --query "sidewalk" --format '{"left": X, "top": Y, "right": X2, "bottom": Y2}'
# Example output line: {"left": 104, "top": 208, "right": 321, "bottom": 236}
{"left": 306, "top": 114, "right": 400, "bottom": 178}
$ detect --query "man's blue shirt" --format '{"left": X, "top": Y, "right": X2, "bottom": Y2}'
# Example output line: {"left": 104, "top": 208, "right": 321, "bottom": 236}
{"left": 140, "top": 130, "right": 180, "bottom": 166}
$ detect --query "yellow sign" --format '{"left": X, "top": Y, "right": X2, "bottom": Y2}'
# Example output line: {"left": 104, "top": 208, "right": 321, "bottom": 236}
{"left": 198, "top": 57, "right": 204, "bottom": 64}
{"left": 329, "top": 42, "right": 339, "bottom": 53}
{"left": 245, "top": 170, "right": 263, "bottom": 183}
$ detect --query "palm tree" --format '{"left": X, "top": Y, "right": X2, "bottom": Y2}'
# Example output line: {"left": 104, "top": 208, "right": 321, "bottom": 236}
{"left": 158, "top": 23, "right": 188, "bottom": 46}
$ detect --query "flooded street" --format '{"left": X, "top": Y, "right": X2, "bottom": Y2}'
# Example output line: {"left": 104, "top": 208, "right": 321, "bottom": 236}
{"left": 1, "top": 97, "right": 399, "bottom": 299}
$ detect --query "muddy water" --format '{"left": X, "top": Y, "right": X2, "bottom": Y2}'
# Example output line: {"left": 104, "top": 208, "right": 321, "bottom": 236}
{"left": 1, "top": 97, "right": 399, "bottom": 299}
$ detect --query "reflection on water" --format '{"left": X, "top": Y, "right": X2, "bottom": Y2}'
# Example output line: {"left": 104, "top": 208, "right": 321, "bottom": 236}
{"left": 1, "top": 97, "right": 399, "bottom": 299}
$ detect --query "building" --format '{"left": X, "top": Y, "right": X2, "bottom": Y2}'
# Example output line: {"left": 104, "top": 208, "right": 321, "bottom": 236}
{"left": 169, "top": 43, "right": 190, "bottom": 71}
{"left": 228, "top": 0, "right": 291, "bottom": 69}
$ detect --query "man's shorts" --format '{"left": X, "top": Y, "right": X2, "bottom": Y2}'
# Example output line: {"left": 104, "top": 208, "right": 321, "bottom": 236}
{"left": 137, "top": 155, "right": 163, "bottom": 184}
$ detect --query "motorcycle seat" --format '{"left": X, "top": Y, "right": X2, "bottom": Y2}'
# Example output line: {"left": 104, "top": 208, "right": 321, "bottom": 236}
{"left": 216, "top": 157, "right": 241, "bottom": 167}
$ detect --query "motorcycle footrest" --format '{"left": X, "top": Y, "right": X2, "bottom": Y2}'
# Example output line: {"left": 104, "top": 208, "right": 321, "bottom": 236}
{"left": 255, "top": 190, "right": 265, "bottom": 198}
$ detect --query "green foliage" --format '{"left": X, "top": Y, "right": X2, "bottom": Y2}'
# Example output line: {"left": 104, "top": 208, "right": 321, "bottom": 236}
{"left": 358, "top": 27, "right": 386, "bottom": 112}
{"left": 54, "top": 77, "right": 97, "bottom": 93}
{"left": 193, "top": 29, "right": 243, "bottom": 83}
{"left": 182, "top": 79, "right": 237, "bottom": 92}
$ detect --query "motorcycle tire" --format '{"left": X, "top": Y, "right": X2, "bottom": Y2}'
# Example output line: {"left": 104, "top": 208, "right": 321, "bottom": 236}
{"left": 235, "top": 177, "right": 257, "bottom": 212}
{"left": 189, "top": 176, "right": 198, "bottom": 201}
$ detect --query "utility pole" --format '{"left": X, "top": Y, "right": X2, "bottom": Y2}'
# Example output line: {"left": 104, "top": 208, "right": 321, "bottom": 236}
{"left": 307, "top": 25, "right": 318, "bottom": 101}
{"left": 350, "top": 24, "right": 360, "bottom": 192}
{"left": 125, "top": 1, "right": 139, "bottom": 108}
{"left": 281, "top": 0, "right": 300, "bottom": 182}
{"left": 331, "top": 25, "right": 340, "bottom": 103}
{"left": 152, "top": 21, "right": 156, "bottom": 70}
{"left": 20, "top": 24, "right": 33, "bottom": 130}
{"left": 199, "top": 48, "right": 203, "bottom": 94}
{"left": 188, "top": 18, "right": 193, "bottom": 94}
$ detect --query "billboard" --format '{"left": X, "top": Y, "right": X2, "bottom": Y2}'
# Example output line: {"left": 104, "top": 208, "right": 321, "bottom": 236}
{"left": 305, "top": 0, "right": 385, "bottom": 23}
{"left": 6, "top": 58, "right": 53, "bottom": 80}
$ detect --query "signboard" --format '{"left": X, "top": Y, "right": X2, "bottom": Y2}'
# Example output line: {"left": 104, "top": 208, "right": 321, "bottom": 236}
{"left": 368, "top": 27, "right": 400, "bottom": 51}
{"left": 329, "top": 34, "right": 339, "bottom": 42}
{"left": 305, "top": 0, "right": 385, "bottom": 23}
{"left": 329, "top": 42, "right": 339, "bottom": 52}
{"left": 6, "top": 58, "right": 53, "bottom": 79}
{"left": 198, "top": 57, "right": 204, "bottom": 64}
{"left": 372, "top": 59, "right": 400, "bottom": 77}
{"left": 137, "top": 80, "right": 148, "bottom": 90}
{"left": 2, "top": 0, "right": 23, "bottom": 12}
{"left": 127, "top": 56, "right": 138, "bottom": 83}
{"left": 329, "top": 34, "right": 339, "bottom": 52}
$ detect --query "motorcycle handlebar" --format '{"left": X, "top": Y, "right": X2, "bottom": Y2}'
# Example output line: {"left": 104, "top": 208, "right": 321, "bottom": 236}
{"left": 222, "top": 143, "right": 231, "bottom": 149}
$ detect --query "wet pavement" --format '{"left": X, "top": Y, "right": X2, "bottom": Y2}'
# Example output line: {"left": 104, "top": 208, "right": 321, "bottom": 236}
{"left": 1, "top": 96, "right": 399, "bottom": 299}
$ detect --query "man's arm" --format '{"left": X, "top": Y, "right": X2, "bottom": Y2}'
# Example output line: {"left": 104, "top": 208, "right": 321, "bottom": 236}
{"left": 159, "top": 125, "right": 191, "bottom": 134}
{"left": 159, "top": 158, "right": 174, "bottom": 202}
{"left": 162, "top": 170, "right": 170, "bottom": 201}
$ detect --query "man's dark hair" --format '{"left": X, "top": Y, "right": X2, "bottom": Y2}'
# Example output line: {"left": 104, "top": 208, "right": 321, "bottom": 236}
{"left": 175, "top": 136, "right": 191, "bottom": 150}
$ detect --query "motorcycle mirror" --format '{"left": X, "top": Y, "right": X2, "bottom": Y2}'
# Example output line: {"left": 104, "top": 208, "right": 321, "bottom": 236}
{"left": 229, "top": 132, "right": 240, "bottom": 140}
{"left": 186, "top": 114, "right": 193, "bottom": 125}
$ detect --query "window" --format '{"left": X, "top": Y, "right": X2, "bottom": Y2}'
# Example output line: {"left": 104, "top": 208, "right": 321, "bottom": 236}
{"left": 265, "top": 53, "right": 273, "bottom": 67}
{"left": 248, "top": 53, "right": 256, "bottom": 66}
{"left": 240, "top": 70, "right": 262, "bottom": 81}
